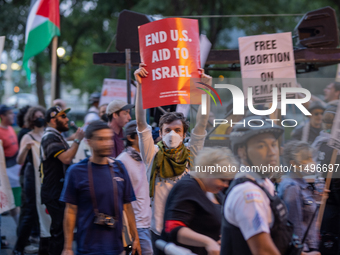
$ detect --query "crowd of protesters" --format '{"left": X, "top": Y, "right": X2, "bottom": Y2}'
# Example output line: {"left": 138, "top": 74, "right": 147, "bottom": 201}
{"left": 0, "top": 67, "right": 340, "bottom": 255}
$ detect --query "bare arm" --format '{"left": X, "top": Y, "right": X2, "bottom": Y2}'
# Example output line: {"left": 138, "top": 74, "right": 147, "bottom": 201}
{"left": 123, "top": 203, "right": 141, "bottom": 255}
{"left": 247, "top": 232, "right": 280, "bottom": 255}
{"left": 134, "top": 63, "right": 148, "bottom": 132}
{"left": 61, "top": 203, "right": 77, "bottom": 255}
{"left": 193, "top": 69, "right": 211, "bottom": 136}
{"left": 57, "top": 128, "right": 84, "bottom": 165}
{"left": 177, "top": 227, "right": 220, "bottom": 255}
{"left": 17, "top": 134, "right": 34, "bottom": 165}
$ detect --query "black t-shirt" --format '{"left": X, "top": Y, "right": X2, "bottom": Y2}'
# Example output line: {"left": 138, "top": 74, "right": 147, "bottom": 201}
{"left": 161, "top": 175, "right": 221, "bottom": 255}
{"left": 291, "top": 124, "right": 322, "bottom": 144}
{"left": 316, "top": 141, "right": 340, "bottom": 205}
{"left": 40, "top": 128, "right": 70, "bottom": 204}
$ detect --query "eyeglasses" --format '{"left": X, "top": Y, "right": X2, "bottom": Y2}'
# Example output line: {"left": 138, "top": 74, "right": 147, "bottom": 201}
{"left": 59, "top": 115, "right": 67, "bottom": 119}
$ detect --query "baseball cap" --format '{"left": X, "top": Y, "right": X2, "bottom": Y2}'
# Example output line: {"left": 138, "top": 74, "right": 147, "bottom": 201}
{"left": 106, "top": 100, "right": 134, "bottom": 115}
{"left": 45, "top": 106, "right": 71, "bottom": 123}
{"left": 124, "top": 120, "right": 137, "bottom": 138}
{"left": 308, "top": 101, "right": 326, "bottom": 112}
{"left": 0, "top": 104, "right": 14, "bottom": 115}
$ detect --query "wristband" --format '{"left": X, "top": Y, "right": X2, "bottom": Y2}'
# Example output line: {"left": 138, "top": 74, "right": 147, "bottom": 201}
{"left": 74, "top": 138, "right": 80, "bottom": 144}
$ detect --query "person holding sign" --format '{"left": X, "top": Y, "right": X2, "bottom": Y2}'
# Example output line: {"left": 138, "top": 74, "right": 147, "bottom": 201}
{"left": 134, "top": 63, "right": 211, "bottom": 254}
{"left": 13, "top": 106, "right": 46, "bottom": 255}
{"left": 278, "top": 141, "right": 320, "bottom": 254}
{"left": 312, "top": 101, "right": 340, "bottom": 255}
{"left": 291, "top": 101, "right": 325, "bottom": 144}
{"left": 324, "top": 82, "right": 340, "bottom": 103}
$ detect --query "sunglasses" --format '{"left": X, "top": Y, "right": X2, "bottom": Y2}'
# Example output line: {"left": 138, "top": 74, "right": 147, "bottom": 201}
{"left": 59, "top": 115, "right": 67, "bottom": 119}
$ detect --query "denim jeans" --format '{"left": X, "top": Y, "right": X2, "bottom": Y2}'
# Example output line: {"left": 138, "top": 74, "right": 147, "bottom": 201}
{"left": 137, "top": 228, "right": 153, "bottom": 255}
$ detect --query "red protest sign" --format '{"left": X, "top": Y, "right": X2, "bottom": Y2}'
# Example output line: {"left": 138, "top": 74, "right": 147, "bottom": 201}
{"left": 138, "top": 18, "right": 200, "bottom": 109}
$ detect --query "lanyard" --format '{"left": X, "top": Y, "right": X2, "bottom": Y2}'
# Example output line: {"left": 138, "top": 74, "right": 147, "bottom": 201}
{"left": 87, "top": 159, "right": 119, "bottom": 221}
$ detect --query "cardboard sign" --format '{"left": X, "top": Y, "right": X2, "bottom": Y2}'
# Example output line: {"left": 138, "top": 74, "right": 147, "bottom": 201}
{"left": 138, "top": 18, "right": 201, "bottom": 109}
{"left": 99, "top": 79, "right": 136, "bottom": 106}
{"left": 31, "top": 142, "right": 51, "bottom": 237}
{"left": 336, "top": 64, "right": 340, "bottom": 82}
{"left": 0, "top": 140, "right": 15, "bottom": 213}
{"left": 328, "top": 102, "right": 340, "bottom": 151}
{"left": 200, "top": 34, "right": 212, "bottom": 68}
{"left": 239, "top": 32, "right": 297, "bottom": 104}
{"left": 68, "top": 140, "right": 91, "bottom": 163}
{"left": 0, "top": 36, "right": 5, "bottom": 58}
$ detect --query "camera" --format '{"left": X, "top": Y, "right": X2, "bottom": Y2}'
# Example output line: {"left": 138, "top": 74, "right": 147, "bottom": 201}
{"left": 94, "top": 213, "right": 116, "bottom": 228}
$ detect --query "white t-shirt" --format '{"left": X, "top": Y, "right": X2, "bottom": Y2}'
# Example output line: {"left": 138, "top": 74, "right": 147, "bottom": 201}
{"left": 224, "top": 175, "right": 275, "bottom": 241}
{"left": 116, "top": 151, "right": 151, "bottom": 229}
{"left": 137, "top": 125, "right": 206, "bottom": 235}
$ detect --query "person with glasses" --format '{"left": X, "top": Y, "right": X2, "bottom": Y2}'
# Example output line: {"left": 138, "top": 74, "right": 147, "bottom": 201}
{"left": 291, "top": 101, "right": 325, "bottom": 144}
{"left": 161, "top": 147, "right": 239, "bottom": 255}
{"left": 278, "top": 141, "right": 320, "bottom": 255}
{"left": 40, "top": 106, "right": 84, "bottom": 255}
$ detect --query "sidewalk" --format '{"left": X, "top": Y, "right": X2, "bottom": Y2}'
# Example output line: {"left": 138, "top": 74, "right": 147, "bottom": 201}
{"left": 1, "top": 214, "right": 25, "bottom": 255}
{"left": 1, "top": 214, "right": 41, "bottom": 255}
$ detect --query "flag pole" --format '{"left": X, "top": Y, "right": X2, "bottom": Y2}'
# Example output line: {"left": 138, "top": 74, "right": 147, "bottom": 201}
{"left": 50, "top": 36, "right": 58, "bottom": 107}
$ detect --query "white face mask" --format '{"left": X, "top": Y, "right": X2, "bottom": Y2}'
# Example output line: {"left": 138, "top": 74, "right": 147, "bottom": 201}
{"left": 162, "top": 130, "right": 183, "bottom": 149}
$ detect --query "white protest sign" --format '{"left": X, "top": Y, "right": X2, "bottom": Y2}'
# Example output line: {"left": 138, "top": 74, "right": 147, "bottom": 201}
{"left": 99, "top": 79, "right": 136, "bottom": 106}
{"left": 239, "top": 32, "right": 297, "bottom": 104}
{"left": 31, "top": 142, "right": 51, "bottom": 237}
{"left": 0, "top": 140, "right": 15, "bottom": 213}
{"left": 68, "top": 140, "right": 91, "bottom": 163}
{"left": 176, "top": 104, "right": 190, "bottom": 118}
{"left": 336, "top": 64, "right": 340, "bottom": 82}
{"left": 328, "top": 102, "right": 340, "bottom": 151}
{"left": 0, "top": 36, "right": 5, "bottom": 58}
{"left": 200, "top": 34, "right": 212, "bottom": 68}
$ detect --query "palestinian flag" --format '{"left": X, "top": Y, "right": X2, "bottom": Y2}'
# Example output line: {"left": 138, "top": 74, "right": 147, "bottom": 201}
{"left": 23, "top": 0, "right": 60, "bottom": 82}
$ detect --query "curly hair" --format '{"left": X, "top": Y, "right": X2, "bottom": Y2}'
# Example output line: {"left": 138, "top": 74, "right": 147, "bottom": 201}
{"left": 24, "top": 106, "right": 46, "bottom": 129}
{"left": 283, "top": 140, "right": 313, "bottom": 165}
{"left": 17, "top": 105, "right": 31, "bottom": 128}
{"left": 159, "top": 112, "right": 189, "bottom": 135}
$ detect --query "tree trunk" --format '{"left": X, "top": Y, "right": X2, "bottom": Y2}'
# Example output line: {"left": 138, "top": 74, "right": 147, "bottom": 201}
{"left": 36, "top": 59, "right": 46, "bottom": 108}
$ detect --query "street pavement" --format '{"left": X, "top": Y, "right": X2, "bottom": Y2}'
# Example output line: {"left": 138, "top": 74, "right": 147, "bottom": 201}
{"left": 1, "top": 214, "right": 24, "bottom": 255}
{"left": 0, "top": 214, "right": 48, "bottom": 255}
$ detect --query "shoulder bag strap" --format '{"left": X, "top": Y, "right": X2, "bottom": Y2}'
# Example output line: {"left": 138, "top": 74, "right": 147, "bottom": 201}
{"left": 301, "top": 205, "right": 319, "bottom": 244}
{"left": 109, "top": 160, "right": 120, "bottom": 221}
{"left": 28, "top": 133, "right": 37, "bottom": 141}
{"left": 87, "top": 159, "right": 120, "bottom": 221}
{"left": 88, "top": 160, "right": 100, "bottom": 216}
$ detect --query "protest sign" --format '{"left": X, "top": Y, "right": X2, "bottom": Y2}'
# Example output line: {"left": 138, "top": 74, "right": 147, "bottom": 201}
{"left": 200, "top": 34, "right": 212, "bottom": 68}
{"left": 336, "top": 64, "right": 340, "bottom": 82}
{"left": 99, "top": 78, "right": 136, "bottom": 106}
{"left": 68, "top": 140, "right": 91, "bottom": 163}
{"left": 0, "top": 36, "right": 5, "bottom": 58}
{"left": 239, "top": 32, "right": 297, "bottom": 105}
{"left": 328, "top": 101, "right": 340, "bottom": 151}
{"left": 0, "top": 140, "right": 15, "bottom": 213}
{"left": 31, "top": 142, "right": 51, "bottom": 237}
{"left": 138, "top": 18, "right": 201, "bottom": 109}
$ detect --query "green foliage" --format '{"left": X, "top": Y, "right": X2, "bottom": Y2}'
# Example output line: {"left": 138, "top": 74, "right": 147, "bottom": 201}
{"left": 1, "top": 0, "right": 340, "bottom": 95}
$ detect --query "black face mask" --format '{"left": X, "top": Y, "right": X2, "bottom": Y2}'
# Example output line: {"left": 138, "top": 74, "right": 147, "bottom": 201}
{"left": 101, "top": 113, "right": 109, "bottom": 122}
{"left": 34, "top": 118, "right": 46, "bottom": 128}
